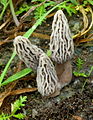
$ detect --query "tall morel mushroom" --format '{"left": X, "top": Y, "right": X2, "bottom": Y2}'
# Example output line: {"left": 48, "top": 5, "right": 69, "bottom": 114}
{"left": 50, "top": 10, "right": 74, "bottom": 63}
{"left": 50, "top": 10, "right": 74, "bottom": 88}
{"left": 14, "top": 36, "right": 44, "bottom": 70}
{"left": 36, "top": 53, "right": 61, "bottom": 97}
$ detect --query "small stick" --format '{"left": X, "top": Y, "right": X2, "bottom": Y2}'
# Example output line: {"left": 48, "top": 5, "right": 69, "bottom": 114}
{"left": 0, "top": 18, "right": 11, "bottom": 30}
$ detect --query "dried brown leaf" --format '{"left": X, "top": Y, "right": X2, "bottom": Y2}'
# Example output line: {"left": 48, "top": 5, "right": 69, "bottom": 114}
{"left": 78, "top": 38, "right": 93, "bottom": 43}
{"left": 72, "top": 115, "right": 84, "bottom": 120}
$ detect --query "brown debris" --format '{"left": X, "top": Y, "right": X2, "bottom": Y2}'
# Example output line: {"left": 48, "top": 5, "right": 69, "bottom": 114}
{"left": 72, "top": 115, "right": 84, "bottom": 120}
{"left": 73, "top": 6, "right": 93, "bottom": 39}
{"left": 10, "top": 88, "right": 37, "bottom": 96}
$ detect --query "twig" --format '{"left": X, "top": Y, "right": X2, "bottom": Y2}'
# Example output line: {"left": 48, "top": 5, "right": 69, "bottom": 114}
{"left": 0, "top": 18, "right": 11, "bottom": 30}
{"left": 10, "top": 88, "right": 37, "bottom": 95}
{"left": 78, "top": 38, "right": 93, "bottom": 43}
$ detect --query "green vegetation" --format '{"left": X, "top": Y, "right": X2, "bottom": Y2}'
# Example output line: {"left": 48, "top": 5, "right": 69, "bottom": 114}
{"left": 33, "top": 0, "right": 55, "bottom": 20}
{"left": 0, "top": 0, "right": 93, "bottom": 21}
{"left": 15, "top": 3, "right": 31, "bottom": 15}
{"left": 58, "top": 1, "right": 77, "bottom": 16}
{"left": 73, "top": 58, "right": 93, "bottom": 77}
{"left": 0, "top": 68, "right": 32, "bottom": 87}
{"left": 0, "top": 96, "right": 27, "bottom": 120}
{"left": 75, "top": 58, "right": 84, "bottom": 71}
{"left": 46, "top": 50, "right": 52, "bottom": 57}
{"left": 0, "top": 0, "right": 9, "bottom": 20}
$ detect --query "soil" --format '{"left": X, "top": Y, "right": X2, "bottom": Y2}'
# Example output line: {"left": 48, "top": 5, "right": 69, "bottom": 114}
{"left": 0, "top": 37, "right": 93, "bottom": 120}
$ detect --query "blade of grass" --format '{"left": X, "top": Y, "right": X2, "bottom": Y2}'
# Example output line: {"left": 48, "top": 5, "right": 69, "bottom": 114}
{"left": 1, "top": 68, "right": 32, "bottom": 87}
{"left": 0, "top": 1, "right": 9, "bottom": 20}
{"left": 87, "top": 66, "right": 93, "bottom": 76}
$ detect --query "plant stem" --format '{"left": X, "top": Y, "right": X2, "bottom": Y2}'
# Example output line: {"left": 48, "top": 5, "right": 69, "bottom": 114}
{"left": 81, "top": 79, "right": 88, "bottom": 92}
{"left": 9, "top": 0, "right": 20, "bottom": 26}
{"left": 0, "top": 2, "right": 9, "bottom": 20}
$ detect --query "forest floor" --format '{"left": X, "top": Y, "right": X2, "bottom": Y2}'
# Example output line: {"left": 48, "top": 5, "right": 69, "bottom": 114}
{"left": 0, "top": 5, "right": 93, "bottom": 120}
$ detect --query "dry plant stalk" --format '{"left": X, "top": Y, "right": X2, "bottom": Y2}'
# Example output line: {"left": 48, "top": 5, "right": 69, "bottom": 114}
{"left": 80, "top": 6, "right": 88, "bottom": 33}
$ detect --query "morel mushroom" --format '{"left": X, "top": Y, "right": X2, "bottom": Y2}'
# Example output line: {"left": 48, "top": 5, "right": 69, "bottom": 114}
{"left": 36, "top": 53, "right": 61, "bottom": 97}
{"left": 50, "top": 10, "right": 74, "bottom": 88}
{"left": 50, "top": 10, "right": 74, "bottom": 63}
{"left": 14, "top": 36, "right": 44, "bottom": 70}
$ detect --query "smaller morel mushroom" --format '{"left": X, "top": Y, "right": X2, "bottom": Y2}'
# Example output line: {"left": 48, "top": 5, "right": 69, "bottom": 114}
{"left": 50, "top": 10, "right": 74, "bottom": 88}
{"left": 36, "top": 53, "right": 61, "bottom": 97}
{"left": 14, "top": 36, "right": 44, "bottom": 70}
{"left": 14, "top": 36, "right": 61, "bottom": 97}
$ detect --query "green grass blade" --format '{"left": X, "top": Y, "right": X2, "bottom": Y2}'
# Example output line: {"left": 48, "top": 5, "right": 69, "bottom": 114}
{"left": 0, "top": 1, "right": 9, "bottom": 20}
{"left": 87, "top": 66, "right": 93, "bottom": 76}
{"left": 1, "top": 68, "right": 32, "bottom": 87}
{"left": 0, "top": 51, "right": 16, "bottom": 85}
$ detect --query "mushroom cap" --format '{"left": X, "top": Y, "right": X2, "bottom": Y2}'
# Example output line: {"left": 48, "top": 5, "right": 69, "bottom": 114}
{"left": 36, "top": 53, "right": 61, "bottom": 96}
{"left": 50, "top": 10, "right": 74, "bottom": 64}
{"left": 13, "top": 36, "right": 44, "bottom": 70}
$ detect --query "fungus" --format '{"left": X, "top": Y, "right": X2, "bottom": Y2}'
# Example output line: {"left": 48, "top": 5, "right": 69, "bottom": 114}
{"left": 14, "top": 36, "right": 43, "bottom": 70}
{"left": 36, "top": 53, "right": 61, "bottom": 97}
{"left": 13, "top": 10, "right": 74, "bottom": 97}
{"left": 50, "top": 10, "right": 74, "bottom": 63}
{"left": 50, "top": 10, "right": 74, "bottom": 88}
